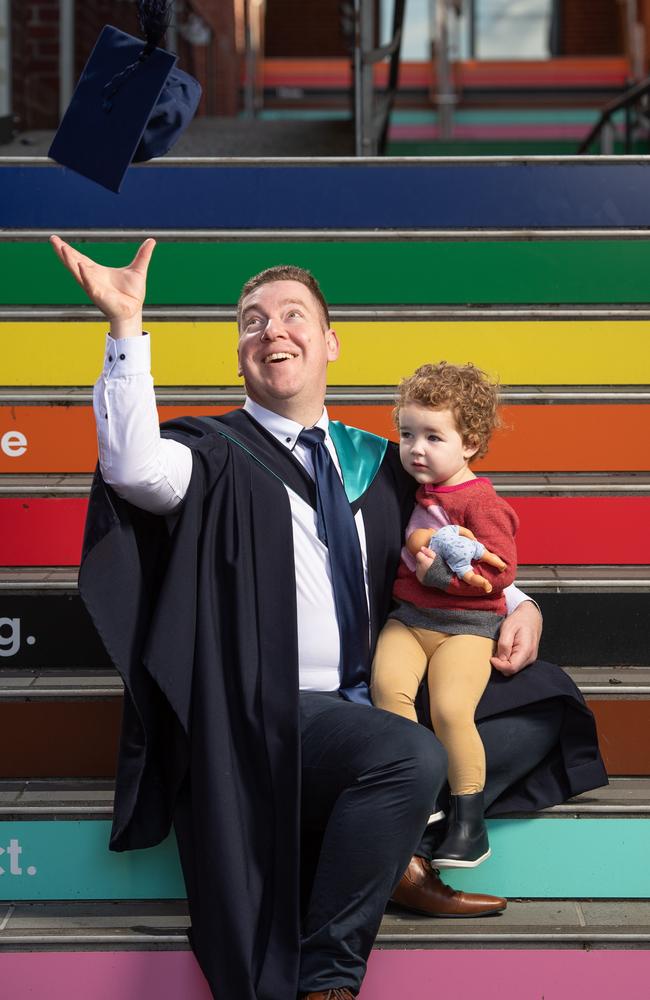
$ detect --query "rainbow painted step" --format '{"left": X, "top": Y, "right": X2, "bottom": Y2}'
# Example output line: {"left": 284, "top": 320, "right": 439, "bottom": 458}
{"left": 0, "top": 794, "right": 648, "bottom": 900}
{"left": 260, "top": 55, "right": 630, "bottom": 93}
{"left": 3, "top": 496, "right": 650, "bottom": 566}
{"left": 4, "top": 160, "right": 650, "bottom": 229}
{"left": 6, "top": 243, "right": 650, "bottom": 307}
{"left": 387, "top": 139, "right": 648, "bottom": 156}
{"left": 0, "top": 672, "right": 647, "bottom": 776}
{"left": 0, "top": 698, "right": 121, "bottom": 778}
{"left": 0, "top": 693, "right": 637, "bottom": 778}
{"left": 1, "top": 590, "right": 647, "bottom": 668}
{"left": 4, "top": 317, "right": 650, "bottom": 386}
{"left": 2, "top": 947, "right": 650, "bottom": 1000}
{"left": 4, "top": 941, "right": 650, "bottom": 1000}
{"left": 383, "top": 108, "right": 628, "bottom": 144}
{"left": 2, "top": 401, "right": 649, "bottom": 473}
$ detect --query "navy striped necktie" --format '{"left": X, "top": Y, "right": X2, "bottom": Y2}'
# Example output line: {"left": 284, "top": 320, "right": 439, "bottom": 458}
{"left": 298, "top": 427, "right": 371, "bottom": 705}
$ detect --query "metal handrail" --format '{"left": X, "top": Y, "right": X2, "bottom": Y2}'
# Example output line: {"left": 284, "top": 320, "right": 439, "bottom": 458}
{"left": 352, "top": 0, "right": 406, "bottom": 156}
{"left": 578, "top": 74, "right": 650, "bottom": 154}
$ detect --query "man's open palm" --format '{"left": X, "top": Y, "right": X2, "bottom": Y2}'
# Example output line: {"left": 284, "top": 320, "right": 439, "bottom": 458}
{"left": 49, "top": 235, "right": 156, "bottom": 321}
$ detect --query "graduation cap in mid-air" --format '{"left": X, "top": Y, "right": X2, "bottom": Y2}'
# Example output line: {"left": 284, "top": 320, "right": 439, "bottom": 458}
{"left": 49, "top": 0, "right": 202, "bottom": 193}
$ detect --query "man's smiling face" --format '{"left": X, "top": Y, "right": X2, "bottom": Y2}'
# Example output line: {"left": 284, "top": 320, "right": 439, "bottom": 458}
{"left": 237, "top": 279, "right": 339, "bottom": 424}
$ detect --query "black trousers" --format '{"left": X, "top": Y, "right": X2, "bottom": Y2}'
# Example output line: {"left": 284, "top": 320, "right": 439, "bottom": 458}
{"left": 298, "top": 691, "right": 562, "bottom": 994}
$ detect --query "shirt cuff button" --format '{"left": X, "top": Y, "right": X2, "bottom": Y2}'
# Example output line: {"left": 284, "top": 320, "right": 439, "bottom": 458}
{"left": 108, "top": 355, "right": 113, "bottom": 362}
{"left": 119, "top": 354, "right": 125, "bottom": 360}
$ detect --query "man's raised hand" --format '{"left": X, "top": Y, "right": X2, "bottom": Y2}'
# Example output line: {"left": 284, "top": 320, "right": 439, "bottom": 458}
{"left": 49, "top": 236, "right": 156, "bottom": 335}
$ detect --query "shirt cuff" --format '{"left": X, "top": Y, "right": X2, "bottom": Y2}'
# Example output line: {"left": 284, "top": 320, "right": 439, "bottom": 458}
{"left": 102, "top": 332, "right": 151, "bottom": 378}
{"left": 505, "top": 583, "right": 541, "bottom": 618}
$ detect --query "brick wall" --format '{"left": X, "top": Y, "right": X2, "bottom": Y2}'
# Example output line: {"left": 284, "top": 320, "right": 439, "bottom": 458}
{"left": 265, "top": 0, "right": 350, "bottom": 57}
{"left": 559, "top": 0, "right": 624, "bottom": 56}
{"left": 640, "top": 0, "right": 650, "bottom": 72}
{"left": 9, "top": 0, "right": 234, "bottom": 132}
{"left": 11, "top": 0, "right": 60, "bottom": 131}
{"left": 75, "top": 0, "right": 239, "bottom": 116}
{"left": 178, "top": 0, "right": 239, "bottom": 117}
{"left": 74, "top": 0, "right": 140, "bottom": 80}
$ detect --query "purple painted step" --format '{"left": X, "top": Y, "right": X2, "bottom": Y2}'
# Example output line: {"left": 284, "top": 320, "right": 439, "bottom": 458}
{"left": 2, "top": 949, "right": 650, "bottom": 999}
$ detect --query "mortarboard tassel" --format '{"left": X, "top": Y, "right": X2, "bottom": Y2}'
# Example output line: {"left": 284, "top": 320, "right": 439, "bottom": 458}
{"left": 103, "top": 1, "right": 173, "bottom": 111}
{"left": 137, "top": 1, "right": 173, "bottom": 53}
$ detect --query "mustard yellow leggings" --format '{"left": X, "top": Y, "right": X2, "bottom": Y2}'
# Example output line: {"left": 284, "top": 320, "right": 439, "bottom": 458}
{"left": 371, "top": 619, "right": 495, "bottom": 795}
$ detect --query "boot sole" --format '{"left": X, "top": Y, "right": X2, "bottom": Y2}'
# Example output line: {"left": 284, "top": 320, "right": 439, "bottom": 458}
{"left": 389, "top": 899, "right": 506, "bottom": 918}
{"left": 431, "top": 848, "right": 492, "bottom": 868}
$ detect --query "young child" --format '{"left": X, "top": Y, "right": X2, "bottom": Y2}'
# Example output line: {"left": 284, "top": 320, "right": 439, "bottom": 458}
{"left": 371, "top": 361, "right": 519, "bottom": 868}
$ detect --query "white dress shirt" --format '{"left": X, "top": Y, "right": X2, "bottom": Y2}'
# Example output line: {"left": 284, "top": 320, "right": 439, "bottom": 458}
{"left": 93, "top": 333, "right": 532, "bottom": 690}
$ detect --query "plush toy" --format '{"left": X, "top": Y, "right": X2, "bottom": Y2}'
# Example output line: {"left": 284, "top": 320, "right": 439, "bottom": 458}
{"left": 406, "top": 525, "right": 507, "bottom": 594}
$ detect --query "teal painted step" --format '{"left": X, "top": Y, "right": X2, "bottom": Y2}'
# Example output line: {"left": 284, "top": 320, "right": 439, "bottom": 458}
{"left": 0, "top": 823, "right": 185, "bottom": 900}
{"left": 260, "top": 109, "right": 613, "bottom": 125}
{"left": 387, "top": 140, "right": 650, "bottom": 156}
{"left": 389, "top": 109, "right": 606, "bottom": 125}
{"left": 0, "top": 818, "right": 647, "bottom": 901}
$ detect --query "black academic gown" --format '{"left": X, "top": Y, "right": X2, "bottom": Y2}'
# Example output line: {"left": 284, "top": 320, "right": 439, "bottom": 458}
{"left": 79, "top": 409, "right": 607, "bottom": 1000}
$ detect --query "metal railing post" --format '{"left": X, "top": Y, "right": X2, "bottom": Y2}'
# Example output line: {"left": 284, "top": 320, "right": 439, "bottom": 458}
{"left": 167, "top": 0, "right": 178, "bottom": 53}
{"left": 353, "top": 0, "right": 406, "bottom": 156}
{"left": 600, "top": 120, "right": 615, "bottom": 155}
{"left": 579, "top": 74, "right": 650, "bottom": 153}
{"left": 59, "top": 0, "right": 75, "bottom": 121}
{"left": 435, "top": 0, "right": 454, "bottom": 140}
{"left": 353, "top": 0, "right": 363, "bottom": 155}
{"left": 0, "top": 0, "right": 12, "bottom": 142}
{"left": 359, "top": 0, "right": 375, "bottom": 155}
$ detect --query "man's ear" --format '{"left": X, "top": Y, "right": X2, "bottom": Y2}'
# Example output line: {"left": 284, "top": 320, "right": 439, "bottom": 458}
{"left": 325, "top": 328, "right": 340, "bottom": 362}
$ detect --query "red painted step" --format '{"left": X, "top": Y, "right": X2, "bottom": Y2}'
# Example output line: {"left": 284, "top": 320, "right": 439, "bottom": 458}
{"left": 2, "top": 496, "right": 650, "bottom": 566}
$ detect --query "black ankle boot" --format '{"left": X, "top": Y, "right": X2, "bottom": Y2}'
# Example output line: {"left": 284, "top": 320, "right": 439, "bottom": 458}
{"left": 431, "top": 791, "right": 490, "bottom": 868}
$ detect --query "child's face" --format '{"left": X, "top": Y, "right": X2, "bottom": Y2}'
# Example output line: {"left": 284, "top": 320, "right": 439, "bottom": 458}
{"left": 398, "top": 403, "right": 478, "bottom": 487}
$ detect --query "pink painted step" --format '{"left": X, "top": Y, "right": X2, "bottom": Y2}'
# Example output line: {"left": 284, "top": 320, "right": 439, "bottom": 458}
{"left": 2, "top": 949, "right": 650, "bottom": 999}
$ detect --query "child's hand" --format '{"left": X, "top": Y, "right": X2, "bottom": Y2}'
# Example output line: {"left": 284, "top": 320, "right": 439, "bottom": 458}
{"left": 415, "top": 546, "right": 436, "bottom": 583}
{"left": 406, "top": 527, "right": 436, "bottom": 556}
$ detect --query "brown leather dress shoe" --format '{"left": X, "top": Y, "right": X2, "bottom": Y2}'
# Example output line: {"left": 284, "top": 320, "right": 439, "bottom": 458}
{"left": 390, "top": 855, "right": 506, "bottom": 917}
{"left": 300, "top": 991, "right": 356, "bottom": 1000}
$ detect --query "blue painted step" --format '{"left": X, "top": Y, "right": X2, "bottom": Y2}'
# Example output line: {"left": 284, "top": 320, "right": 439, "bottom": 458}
{"left": 3, "top": 161, "right": 650, "bottom": 229}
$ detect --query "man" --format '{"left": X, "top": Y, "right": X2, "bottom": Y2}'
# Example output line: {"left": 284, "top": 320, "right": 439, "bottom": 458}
{"left": 50, "top": 236, "right": 606, "bottom": 1000}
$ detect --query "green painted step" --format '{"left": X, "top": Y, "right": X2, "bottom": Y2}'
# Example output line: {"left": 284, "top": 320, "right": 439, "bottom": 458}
{"left": 0, "top": 817, "right": 646, "bottom": 901}
{"left": 5, "top": 242, "right": 650, "bottom": 306}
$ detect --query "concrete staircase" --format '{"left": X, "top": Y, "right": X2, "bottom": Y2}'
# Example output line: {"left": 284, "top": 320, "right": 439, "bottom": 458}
{"left": 0, "top": 155, "right": 648, "bottom": 998}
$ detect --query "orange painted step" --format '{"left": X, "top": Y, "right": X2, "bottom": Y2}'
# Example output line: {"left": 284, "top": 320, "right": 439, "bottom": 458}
{"left": 0, "top": 698, "right": 642, "bottom": 778}
{"left": 590, "top": 702, "right": 650, "bottom": 776}
{"left": 261, "top": 56, "right": 629, "bottom": 90}
{"left": 1, "top": 404, "right": 648, "bottom": 473}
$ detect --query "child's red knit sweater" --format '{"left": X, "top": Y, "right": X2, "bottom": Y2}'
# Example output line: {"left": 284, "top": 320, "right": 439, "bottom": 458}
{"left": 393, "top": 477, "right": 519, "bottom": 616}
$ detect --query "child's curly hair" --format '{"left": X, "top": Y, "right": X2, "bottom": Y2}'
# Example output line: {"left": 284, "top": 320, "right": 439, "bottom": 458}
{"left": 394, "top": 361, "right": 501, "bottom": 460}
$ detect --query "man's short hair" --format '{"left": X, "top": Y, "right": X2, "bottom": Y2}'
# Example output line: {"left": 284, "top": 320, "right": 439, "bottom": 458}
{"left": 394, "top": 361, "right": 502, "bottom": 460}
{"left": 237, "top": 265, "right": 331, "bottom": 332}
